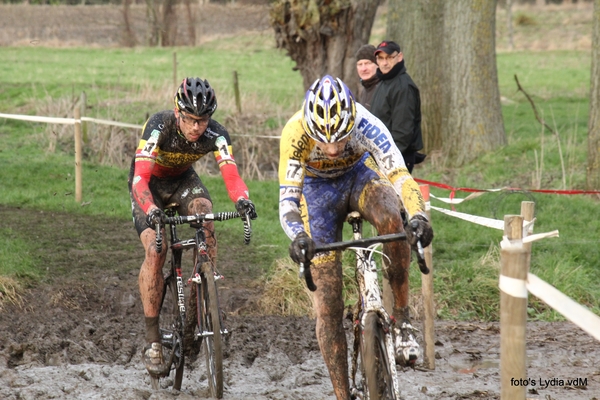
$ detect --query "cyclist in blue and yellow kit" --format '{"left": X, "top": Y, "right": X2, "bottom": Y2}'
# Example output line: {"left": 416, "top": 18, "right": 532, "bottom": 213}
{"left": 279, "top": 75, "right": 433, "bottom": 400}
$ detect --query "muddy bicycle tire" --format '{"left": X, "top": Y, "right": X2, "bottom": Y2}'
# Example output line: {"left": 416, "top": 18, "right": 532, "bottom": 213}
{"left": 198, "top": 262, "right": 224, "bottom": 398}
{"left": 361, "top": 312, "right": 398, "bottom": 400}
{"left": 154, "top": 275, "right": 185, "bottom": 390}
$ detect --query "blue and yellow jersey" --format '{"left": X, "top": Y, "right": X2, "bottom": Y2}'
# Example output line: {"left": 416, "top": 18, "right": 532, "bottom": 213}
{"left": 279, "top": 103, "right": 425, "bottom": 239}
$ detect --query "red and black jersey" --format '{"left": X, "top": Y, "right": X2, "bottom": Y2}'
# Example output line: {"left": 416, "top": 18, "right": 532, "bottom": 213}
{"left": 130, "top": 110, "right": 249, "bottom": 213}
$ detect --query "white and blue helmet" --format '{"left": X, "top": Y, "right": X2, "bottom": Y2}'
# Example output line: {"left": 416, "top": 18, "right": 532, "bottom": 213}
{"left": 302, "top": 75, "right": 356, "bottom": 143}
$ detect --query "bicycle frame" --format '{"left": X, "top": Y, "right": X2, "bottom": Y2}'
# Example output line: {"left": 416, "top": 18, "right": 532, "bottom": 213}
{"left": 346, "top": 213, "right": 401, "bottom": 399}
{"left": 152, "top": 204, "right": 251, "bottom": 395}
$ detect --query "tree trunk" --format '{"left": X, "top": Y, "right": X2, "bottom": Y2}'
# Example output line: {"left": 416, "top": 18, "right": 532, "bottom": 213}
{"left": 588, "top": 0, "right": 600, "bottom": 189}
{"left": 185, "top": 0, "right": 197, "bottom": 46}
{"left": 442, "top": 0, "right": 506, "bottom": 166}
{"left": 387, "top": 0, "right": 445, "bottom": 153}
{"left": 270, "top": 0, "right": 382, "bottom": 95}
{"left": 161, "top": 0, "right": 177, "bottom": 46}
{"left": 146, "top": 0, "right": 160, "bottom": 46}
{"left": 122, "top": 0, "right": 137, "bottom": 47}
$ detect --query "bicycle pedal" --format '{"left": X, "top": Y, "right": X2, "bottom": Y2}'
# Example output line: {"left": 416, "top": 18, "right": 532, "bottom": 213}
{"left": 402, "top": 347, "right": 420, "bottom": 366}
{"left": 191, "top": 273, "right": 202, "bottom": 284}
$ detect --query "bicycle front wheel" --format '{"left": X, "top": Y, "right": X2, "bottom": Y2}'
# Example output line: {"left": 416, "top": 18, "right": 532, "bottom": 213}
{"left": 197, "top": 262, "right": 224, "bottom": 398}
{"left": 361, "top": 312, "right": 399, "bottom": 400}
{"left": 157, "top": 274, "right": 185, "bottom": 390}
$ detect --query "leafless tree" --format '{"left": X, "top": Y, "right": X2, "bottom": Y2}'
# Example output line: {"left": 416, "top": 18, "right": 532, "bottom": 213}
{"left": 269, "top": 0, "right": 382, "bottom": 94}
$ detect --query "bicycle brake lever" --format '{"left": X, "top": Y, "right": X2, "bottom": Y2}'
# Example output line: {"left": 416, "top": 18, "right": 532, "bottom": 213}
{"left": 155, "top": 223, "right": 163, "bottom": 254}
{"left": 414, "top": 240, "right": 429, "bottom": 275}
{"left": 298, "top": 249, "right": 317, "bottom": 292}
{"left": 242, "top": 212, "right": 252, "bottom": 245}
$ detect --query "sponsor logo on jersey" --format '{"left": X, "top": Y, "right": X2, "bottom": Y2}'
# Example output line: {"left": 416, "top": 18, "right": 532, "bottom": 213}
{"left": 203, "top": 128, "right": 219, "bottom": 139}
{"left": 357, "top": 118, "right": 392, "bottom": 153}
{"left": 291, "top": 132, "right": 311, "bottom": 160}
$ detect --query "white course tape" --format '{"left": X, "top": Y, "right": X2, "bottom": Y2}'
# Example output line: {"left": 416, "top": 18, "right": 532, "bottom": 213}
{"left": 501, "top": 230, "right": 559, "bottom": 250}
{"left": 523, "top": 230, "right": 559, "bottom": 243}
{"left": 499, "top": 274, "right": 528, "bottom": 298}
{"left": 0, "top": 112, "right": 75, "bottom": 125}
{"left": 431, "top": 205, "right": 504, "bottom": 230}
{"left": 1, "top": 112, "right": 283, "bottom": 137}
{"left": 430, "top": 193, "right": 465, "bottom": 204}
{"left": 527, "top": 273, "right": 600, "bottom": 342}
{"left": 81, "top": 117, "right": 142, "bottom": 130}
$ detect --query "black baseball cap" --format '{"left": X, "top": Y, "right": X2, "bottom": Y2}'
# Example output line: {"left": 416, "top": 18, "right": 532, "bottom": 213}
{"left": 374, "top": 40, "right": 401, "bottom": 55}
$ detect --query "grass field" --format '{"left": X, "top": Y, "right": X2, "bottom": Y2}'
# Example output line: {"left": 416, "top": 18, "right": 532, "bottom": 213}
{"left": 1, "top": 16, "right": 598, "bottom": 321}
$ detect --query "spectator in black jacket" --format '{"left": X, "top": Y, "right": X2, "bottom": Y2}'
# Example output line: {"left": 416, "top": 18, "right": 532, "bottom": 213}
{"left": 371, "top": 40, "right": 425, "bottom": 173}
{"left": 354, "top": 44, "right": 380, "bottom": 111}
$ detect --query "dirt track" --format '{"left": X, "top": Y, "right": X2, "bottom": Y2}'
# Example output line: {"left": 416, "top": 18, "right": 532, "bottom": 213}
{"left": 1, "top": 3, "right": 599, "bottom": 398}
{"left": 0, "top": 205, "right": 599, "bottom": 400}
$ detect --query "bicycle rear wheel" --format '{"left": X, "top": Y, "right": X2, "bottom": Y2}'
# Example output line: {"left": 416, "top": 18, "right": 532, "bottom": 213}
{"left": 154, "top": 274, "right": 185, "bottom": 390}
{"left": 197, "top": 262, "right": 224, "bottom": 398}
{"left": 360, "top": 312, "right": 399, "bottom": 400}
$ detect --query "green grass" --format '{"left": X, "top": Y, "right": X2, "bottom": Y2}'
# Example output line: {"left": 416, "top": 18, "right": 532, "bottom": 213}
{"left": 1, "top": 35, "right": 598, "bottom": 321}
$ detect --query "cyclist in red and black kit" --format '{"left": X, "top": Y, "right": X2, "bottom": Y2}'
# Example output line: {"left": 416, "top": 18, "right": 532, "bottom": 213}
{"left": 128, "top": 77, "right": 257, "bottom": 376}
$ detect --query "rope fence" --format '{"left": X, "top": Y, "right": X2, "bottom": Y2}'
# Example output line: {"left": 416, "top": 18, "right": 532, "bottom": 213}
{"left": 419, "top": 184, "right": 600, "bottom": 400}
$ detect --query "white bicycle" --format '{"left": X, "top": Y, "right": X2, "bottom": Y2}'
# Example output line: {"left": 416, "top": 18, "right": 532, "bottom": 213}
{"left": 299, "top": 211, "right": 429, "bottom": 400}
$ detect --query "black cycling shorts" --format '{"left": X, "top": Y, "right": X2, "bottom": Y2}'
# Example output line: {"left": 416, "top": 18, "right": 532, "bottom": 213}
{"left": 128, "top": 168, "right": 212, "bottom": 236}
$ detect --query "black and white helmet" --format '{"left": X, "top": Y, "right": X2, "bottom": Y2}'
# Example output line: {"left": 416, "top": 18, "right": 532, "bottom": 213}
{"left": 174, "top": 77, "right": 217, "bottom": 117}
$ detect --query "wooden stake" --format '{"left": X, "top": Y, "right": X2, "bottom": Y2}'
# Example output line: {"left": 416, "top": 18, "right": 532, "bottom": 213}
{"left": 74, "top": 106, "right": 83, "bottom": 203}
{"left": 420, "top": 184, "right": 435, "bottom": 370}
{"left": 233, "top": 70, "right": 242, "bottom": 114}
{"left": 500, "top": 214, "right": 528, "bottom": 400}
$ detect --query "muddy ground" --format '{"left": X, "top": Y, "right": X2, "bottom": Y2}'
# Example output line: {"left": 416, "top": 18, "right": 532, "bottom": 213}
{"left": 0, "top": 206, "right": 599, "bottom": 400}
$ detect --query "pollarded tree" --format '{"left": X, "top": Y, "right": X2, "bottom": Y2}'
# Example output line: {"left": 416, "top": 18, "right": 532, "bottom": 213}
{"left": 270, "top": 0, "right": 382, "bottom": 94}
{"left": 588, "top": 0, "right": 600, "bottom": 189}
{"left": 387, "top": 0, "right": 506, "bottom": 166}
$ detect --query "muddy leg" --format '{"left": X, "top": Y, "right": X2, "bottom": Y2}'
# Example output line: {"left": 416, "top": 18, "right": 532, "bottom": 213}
{"left": 188, "top": 198, "right": 217, "bottom": 263}
{"left": 356, "top": 182, "right": 411, "bottom": 320}
{"left": 139, "top": 228, "right": 167, "bottom": 342}
{"left": 311, "top": 258, "right": 350, "bottom": 400}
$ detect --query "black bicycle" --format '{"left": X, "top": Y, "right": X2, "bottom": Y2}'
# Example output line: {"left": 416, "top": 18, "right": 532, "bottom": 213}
{"left": 151, "top": 202, "right": 251, "bottom": 398}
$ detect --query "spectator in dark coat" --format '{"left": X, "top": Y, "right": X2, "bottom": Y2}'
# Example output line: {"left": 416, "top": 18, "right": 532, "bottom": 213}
{"left": 371, "top": 40, "right": 426, "bottom": 173}
{"left": 355, "top": 44, "right": 380, "bottom": 111}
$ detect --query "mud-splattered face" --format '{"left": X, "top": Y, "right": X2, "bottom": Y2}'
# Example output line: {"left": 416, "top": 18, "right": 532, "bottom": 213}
{"left": 174, "top": 108, "right": 209, "bottom": 142}
{"left": 314, "top": 137, "right": 349, "bottom": 160}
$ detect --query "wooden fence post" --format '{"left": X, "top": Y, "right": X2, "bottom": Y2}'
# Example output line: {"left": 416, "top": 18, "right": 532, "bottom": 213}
{"left": 420, "top": 184, "right": 435, "bottom": 370}
{"left": 74, "top": 106, "right": 83, "bottom": 203}
{"left": 173, "top": 52, "right": 177, "bottom": 89}
{"left": 80, "top": 91, "right": 88, "bottom": 143}
{"left": 233, "top": 70, "right": 242, "bottom": 114}
{"left": 500, "top": 214, "right": 528, "bottom": 400}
